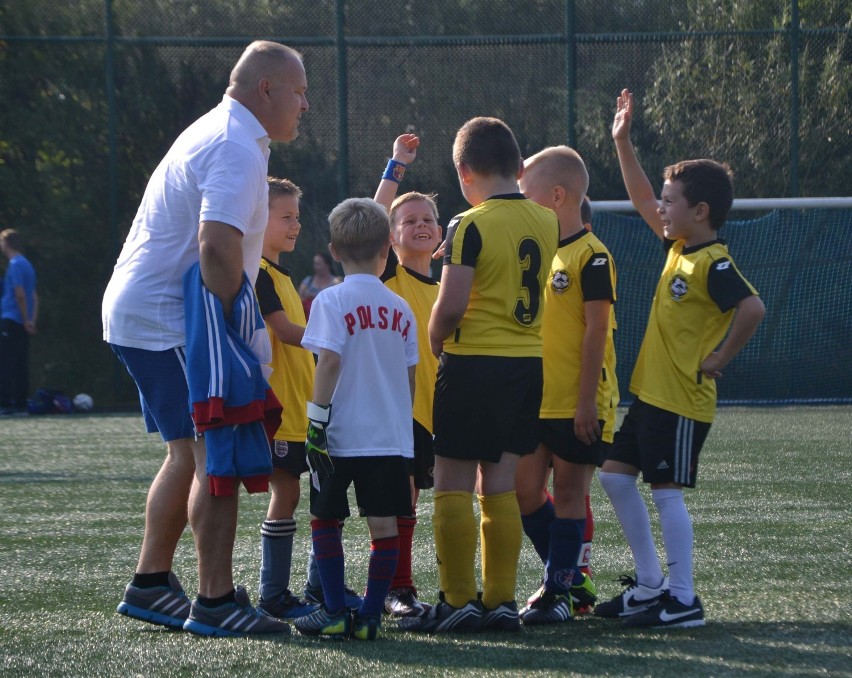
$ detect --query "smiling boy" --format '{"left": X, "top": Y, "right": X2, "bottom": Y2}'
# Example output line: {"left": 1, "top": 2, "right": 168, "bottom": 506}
{"left": 595, "top": 89, "right": 765, "bottom": 628}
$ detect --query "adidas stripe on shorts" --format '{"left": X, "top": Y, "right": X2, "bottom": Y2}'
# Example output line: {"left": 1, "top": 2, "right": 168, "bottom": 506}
{"left": 607, "top": 398, "right": 710, "bottom": 488}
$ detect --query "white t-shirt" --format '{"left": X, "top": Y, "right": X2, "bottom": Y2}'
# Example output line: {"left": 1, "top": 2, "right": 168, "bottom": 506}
{"left": 302, "top": 274, "right": 418, "bottom": 458}
{"left": 102, "top": 95, "right": 271, "bottom": 351}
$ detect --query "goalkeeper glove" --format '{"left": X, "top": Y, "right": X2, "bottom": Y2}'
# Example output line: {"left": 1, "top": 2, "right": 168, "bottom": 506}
{"left": 306, "top": 401, "right": 333, "bottom": 489}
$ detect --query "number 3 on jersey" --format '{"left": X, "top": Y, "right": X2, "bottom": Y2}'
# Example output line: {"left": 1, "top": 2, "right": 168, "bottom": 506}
{"left": 514, "top": 237, "right": 543, "bottom": 326}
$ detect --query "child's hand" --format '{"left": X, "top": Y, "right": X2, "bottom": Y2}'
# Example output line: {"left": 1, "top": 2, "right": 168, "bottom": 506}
{"left": 612, "top": 89, "right": 634, "bottom": 141}
{"left": 700, "top": 352, "right": 725, "bottom": 380}
{"left": 393, "top": 133, "right": 419, "bottom": 165}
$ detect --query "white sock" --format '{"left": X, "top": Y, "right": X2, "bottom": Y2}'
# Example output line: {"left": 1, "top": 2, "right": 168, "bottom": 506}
{"left": 599, "top": 472, "right": 664, "bottom": 587}
{"left": 652, "top": 488, "right": 695, "bottom": 605}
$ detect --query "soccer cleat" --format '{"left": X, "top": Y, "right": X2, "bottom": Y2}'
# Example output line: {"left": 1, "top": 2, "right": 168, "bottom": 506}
{"left": 384, "top": 587, "right": 427, "bottom": 618}
{"left": 292, "top": 605, "right": 351, "bottom": 638}
{"left": 520, "top": 589, "right": 573, "bottom": 625}
{"left": 183, "top": 586, "right": 291, "bottom": 637}
{"left": 351, "top": 612, "right": 382, "bottom": 640}
{"left": 594, "top": 574, "right": 668, "bottom": 618}
{"left": 257, "top": 589, "right": 316, "bottom": 619}
{"left": 116, "top": 572, "right": 191, "bottom": 629}
{"left": 397, "top": 596, "right": 483, "bottom": 633}
{"left": 570, "top": 572, "right": 598, "bottom": 614}
{"left": 481, "top": 600, "right": 520, "bottom": 631}
{"left": 304, "top": 583, "right": 363, "bottom": 611}
{"left": 622, "top": 591, "right": 705, "bottom": 629}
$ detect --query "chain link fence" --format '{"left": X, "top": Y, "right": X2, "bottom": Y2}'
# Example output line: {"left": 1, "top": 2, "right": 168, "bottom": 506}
{"left": 1, "top": 0, "right": 849, "bottom": 405}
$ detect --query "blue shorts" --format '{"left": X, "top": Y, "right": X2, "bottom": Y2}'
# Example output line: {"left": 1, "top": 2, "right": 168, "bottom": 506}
{"left": 110, "top": 344, "right": 196, "bottom": 442}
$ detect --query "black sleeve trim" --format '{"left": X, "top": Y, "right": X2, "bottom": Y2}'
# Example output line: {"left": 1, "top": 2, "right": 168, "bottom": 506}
{"left": 443, "top": 218, "right": 481, "bottom": 267}
{"left": 255, "top": 268, "right": 284, "bottom": 316}
{"left": 707, "top": 258, "right": 754, "bottom": 312}
{"left": 580, "top": 251, "right": 615, "bottom": 302}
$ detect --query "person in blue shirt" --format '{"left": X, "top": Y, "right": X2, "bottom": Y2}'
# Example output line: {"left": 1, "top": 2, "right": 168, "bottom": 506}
{"left": 0, "top": 229, "right": 38, "bottom": 412}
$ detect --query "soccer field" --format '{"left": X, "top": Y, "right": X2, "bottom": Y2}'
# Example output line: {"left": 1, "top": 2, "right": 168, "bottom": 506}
{"left": 1, "top": 407, "right": 850, "bottom": 677}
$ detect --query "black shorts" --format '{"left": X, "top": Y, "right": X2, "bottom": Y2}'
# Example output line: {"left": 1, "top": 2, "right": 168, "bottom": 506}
{"left": 410, "top": 420, "right": 435, "bottom": 490}
{"left": 309, "top": 455, "right": 412, "bottom": 520}
{"left": 606, "top": 399, "right": 711, "bottom": 488}
{"left": 538, "top": 418, "right": 606, "bottom": 466}
{"left": 433, "top": 354, "right": 542, "bottom": 463}
{"left": 271, "top": 440, "right": 308, "bottom": 476}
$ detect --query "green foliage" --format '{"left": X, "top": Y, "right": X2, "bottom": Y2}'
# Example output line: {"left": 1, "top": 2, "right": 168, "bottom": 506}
{"left": 1, "top": 1, "right": 849, "bottom": 407}
{"left": 1, "top": 408, "right": 850, "bottom": 675}
{"left": 643, "top": 0, "right": 851, "bottom": 197}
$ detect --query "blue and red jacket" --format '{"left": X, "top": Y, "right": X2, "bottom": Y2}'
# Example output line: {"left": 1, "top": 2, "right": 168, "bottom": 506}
{"left": 183, "top": 262, "right": 281, "bottom": 496}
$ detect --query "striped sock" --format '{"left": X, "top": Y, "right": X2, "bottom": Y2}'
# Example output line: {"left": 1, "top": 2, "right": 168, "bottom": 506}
{"left": 310, "top": 518, "right": 345, "bottom": 613}
{"left": 259, "top": 518, "right": 296, "bottom": 601}
{"left": 360, "top": 536, "right": 399, "bottom": 617}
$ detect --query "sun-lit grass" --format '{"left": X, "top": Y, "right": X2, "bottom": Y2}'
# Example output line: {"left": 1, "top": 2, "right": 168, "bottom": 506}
{"left": 1, "top": 407, "right": 850, "bottom": 677}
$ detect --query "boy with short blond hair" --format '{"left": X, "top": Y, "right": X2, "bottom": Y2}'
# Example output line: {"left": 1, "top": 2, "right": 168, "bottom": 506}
{"left": 293, "top": 197, "right": 418, "bottom": 640}
{"left": 596, "top": 89, "right": 765, "bottom": 628}
{"left": 252, "top": 177, "right": 317, "bottom": 620}
{"left": 374, "top": 133, "right": 442, "bottom": 617}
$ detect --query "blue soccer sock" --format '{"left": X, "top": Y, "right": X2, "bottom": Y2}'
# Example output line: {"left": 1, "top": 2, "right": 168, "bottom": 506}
{"left": 544, "top": 518, "right": 583, "bottom": 593}
{"left": 520, "top": 498, "right": 555, "bottom": 565}
{"left": 258, "top": 518, "right": 296, "bottom": 601}
{"left": 310, "top": 519, "right": 345, "bottom": 613}
{"left": 360, "top": 536, "right": 399, "bottom": 617}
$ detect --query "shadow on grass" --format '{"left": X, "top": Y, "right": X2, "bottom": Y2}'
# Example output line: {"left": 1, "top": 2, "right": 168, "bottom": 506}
{"left": 323, "top": 619, "right": 852, "bottom": 675}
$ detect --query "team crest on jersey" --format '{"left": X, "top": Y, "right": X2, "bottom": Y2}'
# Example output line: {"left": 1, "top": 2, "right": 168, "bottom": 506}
{"left": 550, "top": 269, "right": 572, "bottom": 294}
{"left": 669, "top": 274, "right": 688, "bottom": 301}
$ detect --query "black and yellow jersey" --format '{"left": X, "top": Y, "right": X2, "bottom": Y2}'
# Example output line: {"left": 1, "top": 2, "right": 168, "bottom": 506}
{"left": 540, "top": 229, "right": 619, "bottom": 442}
{"left": 383, "top": 262, "right": 439, "bottom": 434}
{"left": 256, "top": 257, "right": 315, "bottom": 441}
{"left": 630, "top": 238, "right": 757, "bottom": 423}
{"left": 442, "top": 194, "right": 559, "bottom": 357}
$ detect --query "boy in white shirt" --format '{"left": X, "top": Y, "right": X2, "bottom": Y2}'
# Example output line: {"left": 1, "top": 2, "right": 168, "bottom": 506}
{"left": 293, "top": 198, "right": 418, "bottom": 641}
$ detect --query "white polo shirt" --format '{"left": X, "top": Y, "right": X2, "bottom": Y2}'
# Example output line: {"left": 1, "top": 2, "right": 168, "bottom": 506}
{"left": 302, "top": 274, "right": 418, "bottom": 458}
{"left": 102, "top": 95, "right": 271, "bottom": 351}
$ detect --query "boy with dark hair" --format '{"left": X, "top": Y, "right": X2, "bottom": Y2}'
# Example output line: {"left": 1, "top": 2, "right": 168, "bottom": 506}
{"left": 293, "top": 197, "right": 418, "bottom": 640}
{"left": 514, "top": 146, "right": 618, "bottom": 625}
{"left": 596, "top": 89, "right": 765, "bottom": 628}
{"left": 374, "top": 133, "right": 442, "bottom": 618}
{"left": 253, "top": 177, "right": 316, "bottom": 620}
{"left": 402, "top": 117, "right": 558, "bottom": 633}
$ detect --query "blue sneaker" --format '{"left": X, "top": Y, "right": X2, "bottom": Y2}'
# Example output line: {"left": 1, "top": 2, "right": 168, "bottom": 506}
{"left": 183, "top": 586, "right": 291, "bottom": 637}
{"left": 116, "top": 572, "right": 191, "bottom": 629}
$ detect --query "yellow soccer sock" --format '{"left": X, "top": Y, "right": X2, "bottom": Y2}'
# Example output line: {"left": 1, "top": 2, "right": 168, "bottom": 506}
{"left": 478, "top": 490, "right": 522, "bottom": 609}
{"left": 433, "top": 491, "right": 477, "bottom": 608}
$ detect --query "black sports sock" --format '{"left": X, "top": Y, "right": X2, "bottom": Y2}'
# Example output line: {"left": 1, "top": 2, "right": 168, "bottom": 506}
{"left": 131, "top": 571, "right": 171, "bottom": 588}
{"left": 197, "top": 589, "right": 237, "bottom": 608}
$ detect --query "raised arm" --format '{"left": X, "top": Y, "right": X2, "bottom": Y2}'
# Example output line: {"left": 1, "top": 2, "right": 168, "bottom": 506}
{"left": 612, "top": 89, "right": 665, "bottom": 239}
{"left": 373, "top": 133, "right": 419, "bottom": 213}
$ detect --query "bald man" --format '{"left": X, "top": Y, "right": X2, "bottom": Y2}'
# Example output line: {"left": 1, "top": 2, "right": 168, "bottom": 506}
{"left": 103, "top": 41, "right": 308, "bottom": 637}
